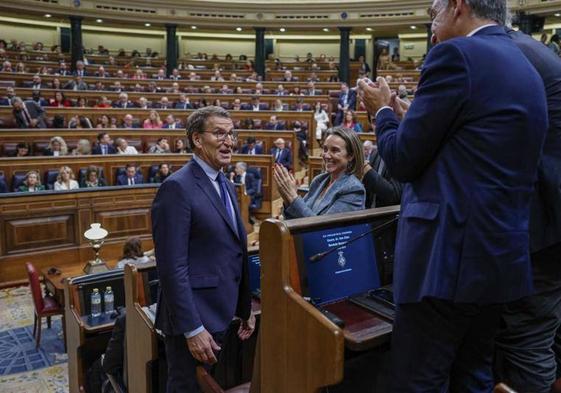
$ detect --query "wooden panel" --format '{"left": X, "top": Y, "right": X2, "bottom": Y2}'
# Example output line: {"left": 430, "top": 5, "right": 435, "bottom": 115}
{"left": 5, "top": 214, "right": 75, "bottom": 253}
{"left": 95, "top": 208, "right": 151, "bottom": 238}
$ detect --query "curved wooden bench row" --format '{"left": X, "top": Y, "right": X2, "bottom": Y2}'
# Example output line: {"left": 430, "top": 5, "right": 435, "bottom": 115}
{"left": 0, "top": 128, "right": 301, "bottom": 173}
{"left": 9, "top": 88, "right": 332, "bottom": 110}
{"left": 2, "top": 63, "right": 339, "bottom": 82}
{"left": 0, "top": 72, "right": 343, "bottom": 90}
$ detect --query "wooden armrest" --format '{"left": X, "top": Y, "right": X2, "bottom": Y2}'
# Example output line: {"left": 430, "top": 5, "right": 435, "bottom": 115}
{"left": 196, "top": 366, "right": 225, "bottom": 393}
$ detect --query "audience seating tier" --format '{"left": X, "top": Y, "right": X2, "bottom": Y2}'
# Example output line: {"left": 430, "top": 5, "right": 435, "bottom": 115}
{"left": 0, "top": 107, "right": 314, "bottom": 130}
{"left": 0, "top": 73, "right": 343, "bottom": 91}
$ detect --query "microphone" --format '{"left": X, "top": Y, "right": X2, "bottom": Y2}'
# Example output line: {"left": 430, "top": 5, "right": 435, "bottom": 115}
{"left": 309, "top": 215, "right": 399, "bottom": 263}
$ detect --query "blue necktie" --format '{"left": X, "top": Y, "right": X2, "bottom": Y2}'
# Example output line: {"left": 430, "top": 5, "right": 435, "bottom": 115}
{"left": 217, "top": 172, "right": 237, "bottom": 234}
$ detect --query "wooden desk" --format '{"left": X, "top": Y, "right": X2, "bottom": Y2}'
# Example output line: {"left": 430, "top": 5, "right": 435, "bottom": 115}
{"left": 323, "top": 301, "right": 392, "bottom": 352}
{"left": 258, "top": 206, "right": 399, "bottom": 392}
{"left": 41, "top": 260, "right": 118, "bottom": 306}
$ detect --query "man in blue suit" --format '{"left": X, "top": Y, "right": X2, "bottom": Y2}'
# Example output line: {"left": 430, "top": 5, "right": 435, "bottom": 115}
{"left": 116, "top": 163, "right": 143, "bottom": 186}
{"left": 494, "top": 27, "right": 561, "bottom": 393}
{"left": 152, "top": 106, "right": 255, "bottom": 393}
{"left": 270, "top": 138, "right": 291, "bottom": 170}
{"left": 334, "top": 83, "right": 356, "bottom": 126}
{"left": 240, "top": 137, "right": 263, "bottom": 155}
{"left": 358, "top": 0, "right": 548, "bottom": 390}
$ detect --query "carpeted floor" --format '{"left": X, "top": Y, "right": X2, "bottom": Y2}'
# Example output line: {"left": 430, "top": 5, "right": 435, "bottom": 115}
{"left": 0, "top": 286, "right": 68, "bottom": 393}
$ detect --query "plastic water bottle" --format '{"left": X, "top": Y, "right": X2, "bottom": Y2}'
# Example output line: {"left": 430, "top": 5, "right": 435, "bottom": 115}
{"left": 104, "top": 286, "right": 114, "bottom": 314}
{"left": 91, "top": 288, "right": 101, "bottom": 318}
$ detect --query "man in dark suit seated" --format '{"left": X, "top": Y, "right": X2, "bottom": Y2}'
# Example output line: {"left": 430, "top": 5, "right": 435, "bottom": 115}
{"left": 270, "top": 138, "right": 291, "bottom": 170}
{"left": 0, "top": 87, "right": 16, "bottom": 106}
{"left": 120, "top": 114, "right": 139, "bottom": 129}
{"left": 151, "top": 106, "right": 255, "bottom": 392}
{"left": 493, "top": 26, "right": 561, "bottom": 393}
{"left": 174, "top": 94, "right": 193, "bottom": 110}
{"left": 265, "top": 115, "right": 285, "bottom": 131}
{"left": 112, "top": 92, "right": 134, "bottom": 109}
{"left": 358, "top": 0, "right": 548, "bottom": 390}
{"left": 12, "top": 97, "right": 47, "bottom": 128}
{"left": 30, "top": 74, "right": 45, "bottom": 90}
{"left": 242, "top": 96, "right": 264, "bottom": 111}
{"left": 240, "top": 137, "right": 263, "bottom": 155}
{"left": 92, "top": 132, "right": 117, "bottom": 155}
{"left": 30, "top": 91, "right": 48, "bottom": 107}
{"left": 57, "top": 62, "right": 70, "bottom": 76}
{"left": 116, "top": 163, "right": 143, "bottom": 186}
{"left": 63, "top": 76, "right": 89, "bottom": 91}
{"left": 306, "top": 81, "right": 319, "bottom": 96}
{"left": 154, "top": 96, "right": 172, "bottom": 110}
{"left": 233, "top": 161, "right": 259, "bottom": 222}
{"left": 334, "top": 82, "right": 356, "bottom": 125}
{"left": 73, "top": 60, "right": 88, "bottom": 77}
{"left": 163, "top": 114, "right": 183, "bottom": 129}
{"left": 136, "top": 97, "right": 151, "bottom": 110}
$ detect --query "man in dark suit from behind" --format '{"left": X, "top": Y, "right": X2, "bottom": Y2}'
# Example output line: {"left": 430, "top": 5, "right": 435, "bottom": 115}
{"left": 152, "top": 106, "right": 255, "bottom": 392}
{"left": 240, "top": 137, "right": 263, "bottom": 155}
{"left": 92, "top": 132, "right": 117, "bottom": 155}
{"left": 12, "top": 97, "right": 47, "bottom": 128}
{"left": 116, "top": 163, "right": 144, "bottom": 186}
{"left": 358, "top": 0, "right": 548, "bottom": 390}
{"left": 493, "top": 27, "right": 561, "bottom": 393}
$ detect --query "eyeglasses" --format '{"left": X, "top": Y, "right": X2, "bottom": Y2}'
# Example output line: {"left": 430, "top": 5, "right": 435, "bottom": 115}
{"left": 203, "top": 130, "right": 238, "bottom": 142}
{"left": 427, "top": 4, "right": 445, "bottom": 21}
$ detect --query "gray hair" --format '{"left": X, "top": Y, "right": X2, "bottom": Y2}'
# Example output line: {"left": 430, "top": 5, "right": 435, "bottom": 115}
{"left": 439, "top": 0, "right": 508, "bottom": 25}
{"left": 236, "top": 162, "right": 248, "bottom": 171}
{"left": 185, "top": 105, "right": 230, "bottom": 149}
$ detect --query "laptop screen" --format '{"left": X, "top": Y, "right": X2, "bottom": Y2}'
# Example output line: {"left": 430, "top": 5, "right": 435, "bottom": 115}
{"left": 294, "top": 222, "right": 381, "bottom": 305}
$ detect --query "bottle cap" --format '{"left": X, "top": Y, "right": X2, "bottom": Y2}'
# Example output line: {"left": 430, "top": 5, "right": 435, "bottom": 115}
{"left": 93, "top": 288, "right": 99, "bottom": 293}
{"left": 106, "top": 286, "right": 112, "bottom": 291}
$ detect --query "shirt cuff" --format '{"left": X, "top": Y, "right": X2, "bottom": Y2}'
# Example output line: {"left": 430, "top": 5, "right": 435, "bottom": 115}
{"left": 375, "top": 106, "right": 393, "bottom": 119}
{"left": 184, "top": 325, "right": 205, "bottom": 339}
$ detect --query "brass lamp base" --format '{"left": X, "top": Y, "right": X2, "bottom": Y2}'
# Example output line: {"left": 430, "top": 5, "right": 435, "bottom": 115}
{"left": 83, "top": 260, "right": 109, "bottom": 274}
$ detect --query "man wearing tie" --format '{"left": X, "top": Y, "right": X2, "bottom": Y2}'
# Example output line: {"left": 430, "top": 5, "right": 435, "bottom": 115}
{"left": 12, "top": 97, "right": 47, "bottom": 128}
{"left": 334, "top": 82, "right": 356, "bottom": 125}
{"left": 270, "top": 138, "right": 291, "bottom": 170}
{"left": 73, "top": 60, "right": 87, "bottom": 77}
{"left": 152, "top": 106, "right": 255, "bottom": 392}
{"left": 240, "top": 137, "right": 263, "bottom": 155}
{"left": 92, "top": 132, "right": 117, "bottom": 155}
{"left": 358, "top": 0, "right": 548, "bottom": 389}
{"left": 117, "top": 163, "right": 143, "bottom": 186}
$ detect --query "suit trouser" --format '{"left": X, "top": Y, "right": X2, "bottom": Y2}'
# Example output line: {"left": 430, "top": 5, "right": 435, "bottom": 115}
{"left": 164, "top": 330, "right": 226, "bottom": 393}
{"left": 390, "top": 298, "right": 502, "bottom": 393}
{"left": 495, "top": 244, "right": 561, "bottom": 393}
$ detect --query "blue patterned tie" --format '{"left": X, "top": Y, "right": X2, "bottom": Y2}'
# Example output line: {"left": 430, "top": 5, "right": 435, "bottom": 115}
{"left": 217, "top": 172, "right": 237, "bottom": 232}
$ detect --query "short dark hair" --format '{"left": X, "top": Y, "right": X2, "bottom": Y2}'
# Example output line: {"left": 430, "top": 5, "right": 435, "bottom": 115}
{"left": 97, "top": 132, "right": 108, "bottom": 142}
{"left": 125, "top": 163, "right": 136, "bottom": 170}
{"left": 121, "top": 237, "right": 143, "bottom": 260}
{"left": 246, "top": 136, "right": 256, "bottom": 144}
{"left": 185, "top": 106, "right": 230, "bottom": 150}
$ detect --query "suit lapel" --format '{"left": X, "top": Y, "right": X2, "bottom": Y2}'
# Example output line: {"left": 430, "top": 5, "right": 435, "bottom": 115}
{"left": 314, "top": 175, "right": 346, "bottom": 214}
{"left": 191, "top": 160, "right": 240, "bottom": 239}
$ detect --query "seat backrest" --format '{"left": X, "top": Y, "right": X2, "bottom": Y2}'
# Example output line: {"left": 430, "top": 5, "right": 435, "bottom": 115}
{"left": 148, "top": 164, "right": 160, "bottom": 182}
{"left": 44, "top": 169, "right": 59, "bottom": 190}
{"left": 26, "top": 262, "right": 45, "bottom": 312}
{"left": 12, "top": 172, "right": 27, "bottom": 192}
{"left": 0, "top": 173, "right": 7, "bottom": 193}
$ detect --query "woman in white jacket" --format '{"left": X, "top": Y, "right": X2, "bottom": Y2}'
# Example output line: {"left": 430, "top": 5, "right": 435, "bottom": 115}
{"left": 314, "top": 101, "right": 329, "bottom": 144}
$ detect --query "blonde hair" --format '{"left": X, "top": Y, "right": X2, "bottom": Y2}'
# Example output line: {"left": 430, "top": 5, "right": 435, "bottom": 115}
{"left": 56, "top": 165, "right": 75, "bottom": 182}
{"left": 48, "top": 136, "right": 68, "bottom": 155}
{"left": 24, "top": 170, "right": 41, "bottom": 186}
